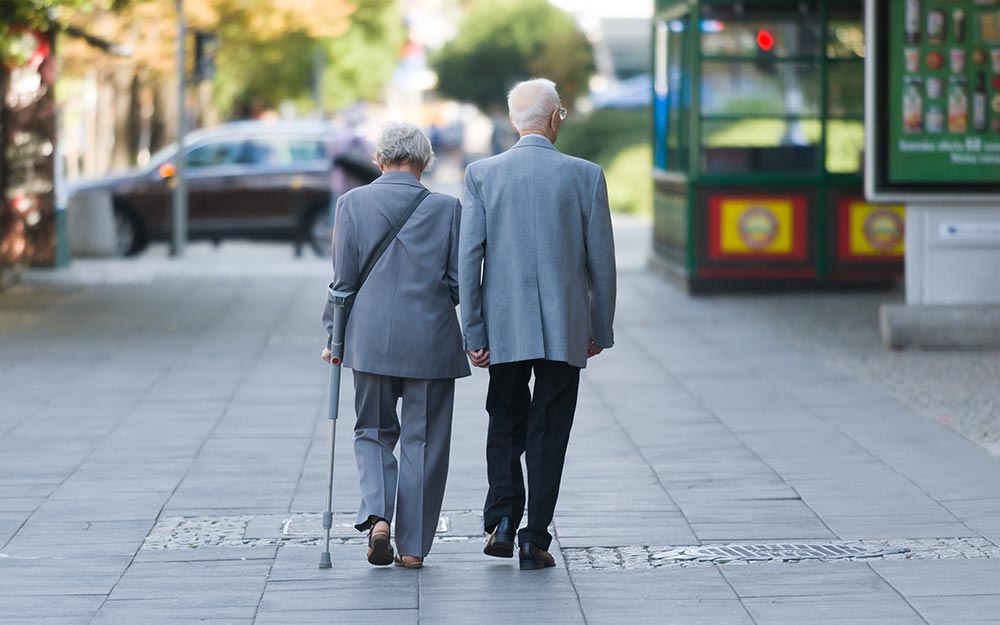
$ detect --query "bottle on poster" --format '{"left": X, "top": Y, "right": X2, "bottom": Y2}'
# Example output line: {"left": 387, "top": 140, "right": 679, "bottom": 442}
{"left": 905, "top": 77, "right": 924, "bottom": 133}
{"left": 906, "top": 0, "right": 922, "bottom": 44}
{"left": 948, "top": 76, "right": 969, "bottom": 134}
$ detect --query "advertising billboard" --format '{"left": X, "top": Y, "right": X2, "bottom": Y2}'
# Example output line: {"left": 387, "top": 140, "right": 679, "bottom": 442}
{"left": 867, "top": 0, "right": 1000, "bottom": 200}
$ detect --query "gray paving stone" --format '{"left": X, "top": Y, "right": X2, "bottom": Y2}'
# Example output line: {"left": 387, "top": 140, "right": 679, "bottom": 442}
{"left": 870, "top": 559, "right": 1000, "bottom": 597}
{"left": 418, "top": 598, "right": 585, "bottom": 625}
{"left": 908, "top": 595, "right": 1000, "bottom": 624}
{"left": 0, "top": 594, "right": 105, "bottom": 619}
{"left": 743, "top": 595, "right": 924, "bottom": 624}
{"left": 94, "top": 598, "right": 258, "bottom": 621}
{"left": 582, "top": 599, "right": 755, "bottom": 625}
{"left": 569, "top": 568, "right": 736, "bottom": 600}
{"left": 258, "top": 585, "right": 418, "bottom": 612}
{"left": 721, "top": 561, "right": 894, "bottom": 598}
{"left": 254, "top": 609, "right": 419, "bottom": 625}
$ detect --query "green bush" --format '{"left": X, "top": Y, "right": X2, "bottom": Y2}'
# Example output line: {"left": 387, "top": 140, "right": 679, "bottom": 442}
{"left": 557, "top": 108, "right": 652, "bottom": 217}
{"left": 605, "top": 143, "right": 653, "bottom": 216}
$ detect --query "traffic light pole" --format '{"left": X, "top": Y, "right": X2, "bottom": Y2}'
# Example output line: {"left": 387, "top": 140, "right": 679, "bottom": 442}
{"left": 170, "top": 0, "right": 188, "bottom": 257}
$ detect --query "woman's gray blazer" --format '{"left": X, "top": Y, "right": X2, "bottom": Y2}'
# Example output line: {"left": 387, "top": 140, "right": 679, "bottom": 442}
{"left": 458, "top": 134, "right": 617, "bottom": 369}
{"left": 327, "top": 171, "right": 471, "bottom": 380}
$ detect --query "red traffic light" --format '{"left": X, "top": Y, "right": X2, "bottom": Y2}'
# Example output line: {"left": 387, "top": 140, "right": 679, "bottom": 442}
{"left": 757, "top": 29, "right": 775, "bottom": 52}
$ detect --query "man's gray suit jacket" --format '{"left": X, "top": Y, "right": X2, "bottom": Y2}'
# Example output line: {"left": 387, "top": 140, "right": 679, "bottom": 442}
{"left": 459, "top": 134, "right": 617, "bottom": 369}
{"left": 328, "top": 171, "right": 471, "bottom": 380}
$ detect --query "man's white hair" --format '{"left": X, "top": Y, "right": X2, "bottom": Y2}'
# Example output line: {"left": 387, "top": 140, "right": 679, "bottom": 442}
{"left": 507, "top": 78, "right": 560, "bottom": 132}
{"left": 375, "top": 121, "right": 435, "bottom": 170}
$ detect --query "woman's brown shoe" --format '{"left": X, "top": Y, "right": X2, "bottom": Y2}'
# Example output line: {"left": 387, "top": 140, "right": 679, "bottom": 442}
{"left": 394, "top": 554, "right": 423, "bottom": 569}
{"left": 367, "top": 520, "right": 393, "bottom": 566}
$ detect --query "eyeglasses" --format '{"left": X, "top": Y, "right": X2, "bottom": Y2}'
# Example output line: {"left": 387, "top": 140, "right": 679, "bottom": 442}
{"left": 557, "top": 107, "right": 568, "bottom": 120}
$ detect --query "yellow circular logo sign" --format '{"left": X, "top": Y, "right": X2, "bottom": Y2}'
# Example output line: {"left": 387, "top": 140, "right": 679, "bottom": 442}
{"left": 863, "top": 210, "right": 904, "bottom": 251}
{"left": 738, "top": 207, "right": 779, "bottom": 250}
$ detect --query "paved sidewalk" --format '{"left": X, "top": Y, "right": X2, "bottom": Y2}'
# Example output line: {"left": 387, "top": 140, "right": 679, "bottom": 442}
{"left": 2, "top": 218, "right": 1000, "bottom": 624}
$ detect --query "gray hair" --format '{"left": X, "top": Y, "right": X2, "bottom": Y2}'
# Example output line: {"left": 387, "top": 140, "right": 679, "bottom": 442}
{"left": 507, "top": 78, "right": 560, "bottom": 132}
{"left": 375, "top": 121, "right": 435, "bottom": 170}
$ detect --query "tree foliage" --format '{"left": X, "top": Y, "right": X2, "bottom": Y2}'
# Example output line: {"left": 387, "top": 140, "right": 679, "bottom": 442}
{"left": 0, "top": 0, "right": 127, "bottom": 63}
{"left": 213, "top": 0, "right": 404, "bottom": 114}
{"left": 43, "top": 0, "right": 403, "bottom": 117}
{"left": 431, "top": 0, "right": 594, "bottom": 112}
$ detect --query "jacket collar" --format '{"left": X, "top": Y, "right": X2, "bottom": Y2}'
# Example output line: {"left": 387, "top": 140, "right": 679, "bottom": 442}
{"left": 512, "top": 134, "right": 557, "bottom": 151}
{"left": 372, "top": 170, "right": 426, "bottom": 188}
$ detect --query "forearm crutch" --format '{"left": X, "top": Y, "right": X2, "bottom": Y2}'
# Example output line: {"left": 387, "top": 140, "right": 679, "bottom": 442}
{"left": 319, "top": 288, "right": 353, "bottom": 569}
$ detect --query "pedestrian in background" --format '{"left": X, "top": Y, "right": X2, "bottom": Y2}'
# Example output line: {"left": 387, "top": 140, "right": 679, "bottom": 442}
{"left": 322, "top": 122, "right": 470, "bottom": 569}
{"left": 459, "top": 78, "right": 617, "bottom": 570}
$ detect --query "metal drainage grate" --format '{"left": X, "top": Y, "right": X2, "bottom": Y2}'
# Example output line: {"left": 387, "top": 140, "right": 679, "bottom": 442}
{"left": 653, "top": 542, "right": 907, "bottom": 564}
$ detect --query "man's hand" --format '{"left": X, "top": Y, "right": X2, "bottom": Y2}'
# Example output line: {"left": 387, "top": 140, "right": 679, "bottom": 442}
{"left": 586, "top": 341, "right": 604, "bottom": 358}
{"left": 321, "top": 347, "right": 332, "bottom": 363}
{"left": 466, "top": 348, "right": 490, "bottom": 368}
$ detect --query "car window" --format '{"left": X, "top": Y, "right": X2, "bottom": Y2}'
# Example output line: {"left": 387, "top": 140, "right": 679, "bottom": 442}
{"left": 246, "top": 139, "right": 326, "bottom": 166}
{"left": 186, "top": 141, "right": 245, "bottom": 168}
{"left": 288, "top": 140, "right": 326, "bottom": 162}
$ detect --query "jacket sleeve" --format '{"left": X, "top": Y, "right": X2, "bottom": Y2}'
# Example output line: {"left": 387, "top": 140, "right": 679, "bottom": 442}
{"left": 446, "top": 198, "right": 462, "bottom": 307}
{"left": 585, "top": 170, "right": 617, "bottom": 349}
{"left": 458, "top": 168, "right": 488, "bottom": 351}
{"left": 322, "top": 196, "right": 359, "bottom": 347}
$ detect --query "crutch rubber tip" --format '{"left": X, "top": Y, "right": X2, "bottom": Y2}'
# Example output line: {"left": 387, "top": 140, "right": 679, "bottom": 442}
{"left": 319, "top": 552, "right": 332, "bottom": 569}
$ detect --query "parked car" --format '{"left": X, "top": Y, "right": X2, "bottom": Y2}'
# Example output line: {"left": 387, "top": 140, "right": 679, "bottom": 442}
{"left": 68, "top": 120, "right": 379, "bottom": 257}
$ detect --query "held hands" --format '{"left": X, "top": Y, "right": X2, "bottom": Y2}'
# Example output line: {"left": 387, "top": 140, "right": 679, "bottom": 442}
{"left": 321, "top": 347, "right": 332, "bottom": 363}
{"left": 587, "top": 340, "right": 604, "bottom": 359}
{"left": 466, "top": 349, "right": 490, "bottom": 368}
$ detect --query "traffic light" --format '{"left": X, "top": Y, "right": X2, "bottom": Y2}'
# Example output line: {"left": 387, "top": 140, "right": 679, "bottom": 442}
{"left": 193, "top": 32, "right": 219, "bottom": 82}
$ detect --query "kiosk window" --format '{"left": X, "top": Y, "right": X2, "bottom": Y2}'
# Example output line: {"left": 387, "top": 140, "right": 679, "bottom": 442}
{"left": 701, "top": 2, "right": 821, "bottom": 58}
{"left": 697, "top": 1, "right": 829, "bottom": 176}
{"left": 828, "top": 62, "right": 864, "bottom": 118}
{"left": 826, "top": 3, "right": 864, "bottom": 174}
{"left": 700, "top": 62, "right": 821, "bottom": 117}
{"left": 654, "top": 17, "right": 689, "bottom": 172}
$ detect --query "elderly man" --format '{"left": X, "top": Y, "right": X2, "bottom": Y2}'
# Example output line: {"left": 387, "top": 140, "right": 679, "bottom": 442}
{"left": 459, "top": 78, "right": 617, "bottom": 570}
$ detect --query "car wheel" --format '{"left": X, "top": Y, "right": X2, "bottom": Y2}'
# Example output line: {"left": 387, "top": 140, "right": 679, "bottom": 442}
{"left": 113, "top": 202, "right": 148, "bottom": 257}
{"left": 305, "top": 204, "right": 335, "bottom": 258}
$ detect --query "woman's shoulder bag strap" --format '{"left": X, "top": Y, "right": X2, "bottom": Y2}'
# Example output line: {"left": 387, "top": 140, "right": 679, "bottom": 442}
{"left": 356, "top": 188, "right": 431, "bottom": 293}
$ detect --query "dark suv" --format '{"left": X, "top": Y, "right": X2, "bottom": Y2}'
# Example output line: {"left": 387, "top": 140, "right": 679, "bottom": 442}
{"left": 68, "top": 120, "right": 378, "bottom": 256}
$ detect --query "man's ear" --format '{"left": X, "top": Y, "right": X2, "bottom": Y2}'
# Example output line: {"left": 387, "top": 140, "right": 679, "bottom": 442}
{"left": 550, "top": 110, "right": 562, "bottom": 134}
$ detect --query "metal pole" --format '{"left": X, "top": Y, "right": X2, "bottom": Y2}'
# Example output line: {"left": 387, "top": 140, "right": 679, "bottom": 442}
{"left": 170, "top": 0, "right": 188, "bottom": 257}
{"left": 320, "top": 290, "right": 349, "bottom": 569}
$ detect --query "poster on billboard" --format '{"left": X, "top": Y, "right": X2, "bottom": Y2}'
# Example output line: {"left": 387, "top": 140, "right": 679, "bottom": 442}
{"left": 866, "top": 0, "right": 1000, "bottom": 200}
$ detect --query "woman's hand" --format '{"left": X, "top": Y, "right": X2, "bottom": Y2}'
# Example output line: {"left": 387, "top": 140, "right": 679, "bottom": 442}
{"left": 466, "top": 349, "right": 490, "bottom": 368}
{"left": 321, "top": 347, "right": 332, "bottom": 363}
{"left": 586, "top": 340, "right": 604, "bottom": 358}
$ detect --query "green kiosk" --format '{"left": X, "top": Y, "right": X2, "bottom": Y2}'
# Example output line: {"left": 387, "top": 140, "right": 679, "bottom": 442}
{"left": 652, "top": 0, "right": 905, "bottom": 291}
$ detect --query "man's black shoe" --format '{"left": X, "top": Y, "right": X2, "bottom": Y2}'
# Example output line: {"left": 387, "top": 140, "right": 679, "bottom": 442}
{"left": 483, "top": 517, "right": 515, "bottom": 558}
{"left": 518, "top": 542, "right": 556, "bottom": 570}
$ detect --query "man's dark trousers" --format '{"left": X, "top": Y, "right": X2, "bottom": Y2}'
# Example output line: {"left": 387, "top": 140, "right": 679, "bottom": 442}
{"left": 483, "top": 359, "right": 581, "bottom": 551}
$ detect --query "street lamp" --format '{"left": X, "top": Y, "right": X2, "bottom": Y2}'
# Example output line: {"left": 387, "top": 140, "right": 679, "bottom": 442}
{"left": 170, "top": 0, "right": 188, "bottom": 257}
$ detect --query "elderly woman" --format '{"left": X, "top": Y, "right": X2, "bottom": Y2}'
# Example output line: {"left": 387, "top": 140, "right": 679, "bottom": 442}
{"left": 322, "top": 122, "right": 469, "bottom": 569}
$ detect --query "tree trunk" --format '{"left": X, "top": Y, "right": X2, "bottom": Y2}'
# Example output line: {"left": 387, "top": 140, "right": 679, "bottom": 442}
{"left": 0, "top": 66, "right": 13, "bottom": 287}
{"left": 111, "top": 63, "right": 135, "bottom": 171}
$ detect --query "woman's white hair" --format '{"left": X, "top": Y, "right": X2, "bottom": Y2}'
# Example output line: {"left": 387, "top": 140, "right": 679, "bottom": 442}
{"left": 507, "top": 78, "right": 560, "bottom": 132}
{"left": 375, "top": 121, "right": 435, "bottom": 170}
